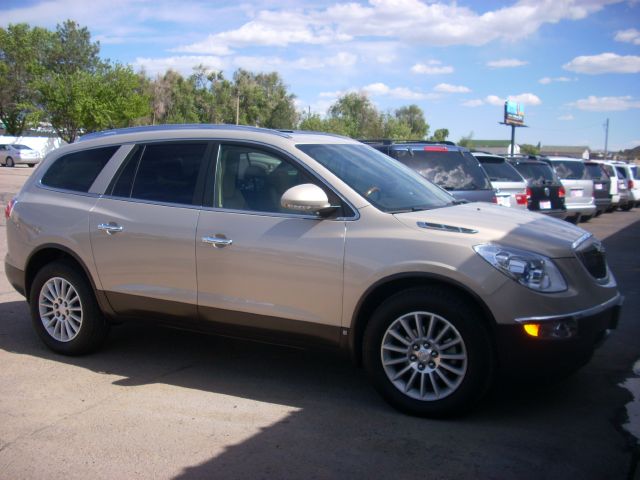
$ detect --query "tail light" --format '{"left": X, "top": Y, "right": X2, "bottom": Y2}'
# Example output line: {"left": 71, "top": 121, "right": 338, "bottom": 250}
{"left": 491, "top": 195, "right": 497, "bottom": 204}
{"left": 629, "top": 179, "right": 634, "bottom": 189}
{"left": 423, "top": 146, "right": 448, "bottom": 152}
{"left": 558, "top": 186, "right": 566, "bottom": 198}
{"left": 525, "top": 187, "right": 532, "bottom": 200}
{"left": 5, "top": 198, "right": 16, "bottom": 219}
{"left": 516, "top": 192, "right": 528, "bottom": 205}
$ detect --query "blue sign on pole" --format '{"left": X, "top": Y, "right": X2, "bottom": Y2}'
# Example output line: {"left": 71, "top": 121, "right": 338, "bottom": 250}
{"left": 504, "top": 100, "right": 525, "bottom": 125}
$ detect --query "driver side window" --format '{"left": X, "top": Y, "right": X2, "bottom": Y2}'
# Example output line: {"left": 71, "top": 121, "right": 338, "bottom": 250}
{"left": 214, "top": 145, "right": 328, "bottom": 215}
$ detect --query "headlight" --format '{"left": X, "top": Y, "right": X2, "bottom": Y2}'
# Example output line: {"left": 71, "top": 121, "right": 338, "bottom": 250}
{"left": 473, "top": 244, "right": 567, "bottom": 293}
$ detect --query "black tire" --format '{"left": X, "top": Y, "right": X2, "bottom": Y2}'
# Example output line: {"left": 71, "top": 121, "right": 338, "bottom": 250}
{"left": 28, "top": 163, "right": 36, "bottom": 168}
{"left": 363, "top": 287, "right": 495, "bottom": 418}
{"left": 622, "top": 204, "right": 633, "bottom": 211}
{"left": 6, "top": 156, "right": 14, "bottom": 167}
{"left": 580, "top": 214, "right": 592, "bottom": 223}
{"left": 29, "top": 261, "right": 109, "bottom": 355}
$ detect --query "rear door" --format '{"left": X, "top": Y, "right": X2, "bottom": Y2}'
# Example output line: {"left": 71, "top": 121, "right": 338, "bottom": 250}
{"left": 90, "top": 141, "right": 212, "bottom": 318}
{"left": 512, "top": 162, "right": 564, "bottom": 212}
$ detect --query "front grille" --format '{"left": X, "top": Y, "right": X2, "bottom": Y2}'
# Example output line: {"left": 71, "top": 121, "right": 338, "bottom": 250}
{"left": 576, "top": 244, "right": 607, "bottom": 279}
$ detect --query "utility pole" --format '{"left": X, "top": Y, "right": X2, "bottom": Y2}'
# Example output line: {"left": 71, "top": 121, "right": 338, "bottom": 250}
{"left": 603, "top": 118, "right": 609, "bottom": 159}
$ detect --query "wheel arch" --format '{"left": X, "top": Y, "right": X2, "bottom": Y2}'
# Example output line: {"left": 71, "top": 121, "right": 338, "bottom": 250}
{"left": 24, "top": 244, "right": 114, "bottom": 316}
{"left": 348, "top": 273, "right": 497, "bottom": 365}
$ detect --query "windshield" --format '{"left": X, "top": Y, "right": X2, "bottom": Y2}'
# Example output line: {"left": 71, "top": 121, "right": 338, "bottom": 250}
{"left": 512, "top": 162, "right": 557, "bottom": 186}
{"left": 550, "top": 160, "right": 586, "bottom": 180}
{"left": 391, "top": 149, "right": 491, "bottom": 191}
{"left": 584, "top": 163, "right": 608, "bottom": 180}
{"left": 296, "top": 144, "right": 454, "bottom": 213}
{"left": 477, "top": 157, "right": 523, "bottom": 182}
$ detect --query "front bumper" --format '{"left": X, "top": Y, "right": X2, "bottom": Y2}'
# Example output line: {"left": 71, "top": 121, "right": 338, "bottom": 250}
{"left": 495, "top": 294, "right": 623, "bottom": 374}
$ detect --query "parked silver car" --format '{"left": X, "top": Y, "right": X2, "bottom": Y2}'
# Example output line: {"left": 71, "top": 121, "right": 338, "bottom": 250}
{"left": 0, "top": 144, "right": 42, "bottom": 167}
{"left": 546, "top": 156, "right": 596, "bottom": 222}
{"left": 472, "top": 152, "right": 528, "bottom": 209}
{"left": 4, "top": 125, "right": 622, "bottom": 417}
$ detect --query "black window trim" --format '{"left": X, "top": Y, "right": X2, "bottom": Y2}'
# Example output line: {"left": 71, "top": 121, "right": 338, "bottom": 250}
{"left": 102, "top": 140, "right": 215, "bottom": 208}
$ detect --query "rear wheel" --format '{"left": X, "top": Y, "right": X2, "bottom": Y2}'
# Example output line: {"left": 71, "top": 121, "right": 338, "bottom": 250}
{"left": 29, "top": 261, "right": 109, "bottom": 355}
{"left": 6, "top": 157, "right": 14, "bottom": 167}
{"left": 580, "top": 214, "right": 592, "bottom": 222}
{"left": 28, "top": 163, "right": 36, "bottom": 168}
{"left": 363, "top": 287, "right": 494, "bottom": 417}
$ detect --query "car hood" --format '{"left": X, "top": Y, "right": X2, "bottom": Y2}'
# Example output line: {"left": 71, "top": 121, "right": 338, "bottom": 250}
{"left": 394, "top": 203, "right": 587, "bottom": 258}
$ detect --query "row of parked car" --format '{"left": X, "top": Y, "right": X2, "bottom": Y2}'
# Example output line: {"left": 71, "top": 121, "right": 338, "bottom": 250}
{"left": 368, "top": 140, "right": 639, "bottom": 223}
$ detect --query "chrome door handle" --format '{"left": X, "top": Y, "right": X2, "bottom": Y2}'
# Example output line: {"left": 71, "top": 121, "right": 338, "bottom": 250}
{"left": 98, "top": 222, "right": 124, "bottom": 235}
{"left": 202, "top": 236, "right": 233, "bottom": 248}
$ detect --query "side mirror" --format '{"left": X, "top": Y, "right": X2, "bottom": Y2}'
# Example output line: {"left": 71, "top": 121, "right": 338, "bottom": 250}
{"left": 281, "top": 184, "right": 336, "bottom": 216}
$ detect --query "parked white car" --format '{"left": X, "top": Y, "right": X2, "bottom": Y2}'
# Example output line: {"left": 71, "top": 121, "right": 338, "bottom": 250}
{"left": 0, "top": 144, "right": 42, "bottom": 167}
{"left": 614, "top": 163, "right": 639, "bottom": 209}
{"left": 546, "top": 156, "right": 596, "bottom": 222}
{"left": 593, "top": 161, "right": 630, "bottom": 211}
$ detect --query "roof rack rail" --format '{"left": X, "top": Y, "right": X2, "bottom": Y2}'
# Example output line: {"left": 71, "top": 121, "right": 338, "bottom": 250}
{"left": 358, "top": 139, "right": 457, "bottom": 146}
{"left": 77, "top": 124, "right": 293, "bottom": 142}
{"left": 277, "top": 129, "right": 352, "bottom": 140}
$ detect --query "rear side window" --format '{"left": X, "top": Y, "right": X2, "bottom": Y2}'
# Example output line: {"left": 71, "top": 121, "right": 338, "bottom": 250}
{"left": 616, "top": 166, "right": 627, "bottom": 179}
{"left": 110, "top": 142, "right": 209, "bottom": 205}
{"left": 41, "top": 146, "right": 119, "bottom": 192}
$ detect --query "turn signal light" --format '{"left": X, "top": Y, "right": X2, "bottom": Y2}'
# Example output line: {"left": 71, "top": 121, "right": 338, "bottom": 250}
{"left": 558, "top": 187, "right": 566, "bottom": 198}
{"left": 523, "top": 324, "right": 540, "bottom": 337}
{"left": 515, "top": 193, "right": 528, "bottom": 205}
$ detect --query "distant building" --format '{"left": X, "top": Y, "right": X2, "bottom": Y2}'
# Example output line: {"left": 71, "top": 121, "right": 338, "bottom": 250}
{"left": 540, "top": 145, "right": 590, "bottom": 159}
{"left": 465, "top": 140, "right": 520, "bottom": 155}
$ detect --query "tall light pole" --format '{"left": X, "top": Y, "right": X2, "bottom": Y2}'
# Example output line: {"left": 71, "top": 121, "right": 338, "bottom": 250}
{"left": 603, "top": 118, "right": 609, "bottom": 159}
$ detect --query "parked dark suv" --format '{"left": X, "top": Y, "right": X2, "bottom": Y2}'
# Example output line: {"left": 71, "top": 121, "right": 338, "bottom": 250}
{"left": 368, "top": 141, "right": 496, "bottom": 203}
{"left": 507, "top": 157, "right": 567, "bottom": 219}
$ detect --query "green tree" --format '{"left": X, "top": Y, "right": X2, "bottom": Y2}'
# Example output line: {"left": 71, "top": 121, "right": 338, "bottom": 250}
{"left": 0, "top": 23, "right": 53, "bottom": 135}
{"left": 38, "top": 64, "right": 150, "bottom": 142}
{"left": 46, "top": 20, "right": 100, "bottom": 74}
{"left": 394, "top": 104, "right": 429, "bottom": 139}
{"left": 382, "top": 114, "right": 413, "bottom": 140}
{"left": 430, "top": 128, "right": 450, "bottom": 142}
{"left": 328, "top": 92, "right": 383, "bottom": 138}
{"left": 458, "top": 131, "right": 474, "bottom": 148}
{"left": 520, "top": 143, "right": 540, "bottom": 155}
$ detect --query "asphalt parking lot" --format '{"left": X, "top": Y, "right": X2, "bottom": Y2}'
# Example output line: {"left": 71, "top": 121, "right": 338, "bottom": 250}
{"left": 1, "top": 165, "right": 639, "bottom": 479}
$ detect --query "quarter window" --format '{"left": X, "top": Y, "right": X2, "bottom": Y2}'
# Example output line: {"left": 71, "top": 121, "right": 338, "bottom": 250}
{"left": 41, "top": 146, "right": 118, "bottom": 192}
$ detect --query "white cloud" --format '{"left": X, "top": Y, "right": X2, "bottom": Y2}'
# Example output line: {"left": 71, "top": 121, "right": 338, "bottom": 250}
{"left": 558, "top": 114, "right": 574, "bottom": 120}
{"left": 485, "top": 95, "right": 504, "bottom": 106}
{"left": 614, "top": 28, "right": 640, "bottom": 45}
{"left": 539, "top": 76, "right": 573, "bottom": 84}
{"left": 411, "top": 60, "right": 454, "bottom": 75}
{"left": 563, "top": 53, "right": 640, "bottom": 74}
{"left": 434, "top": 83, "right": 471, "bottom": 93}
{"left": 326, "top": 52, "right": 358, "bottom": 67}
{"left": 508, "top": 93, "right": 542, "bottom": 106}
{"left": 468, "top": 93, "right": 542, "bottom": 108}
{"left": 571, "top": 95, "right": 640, "bottom": 111}
{"left": 486, "top": 59, "right": 528, "bottom": 68}
{"left": 133, "top": 55, "right": 226, "bottom": 77}
{"left": 362, "top": 83, "right": 437, "bottom": 100}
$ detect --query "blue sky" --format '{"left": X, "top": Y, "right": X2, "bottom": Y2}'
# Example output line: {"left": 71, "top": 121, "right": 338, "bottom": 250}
{"left": 2, "top": 0, "right": 639, "bottom": 150}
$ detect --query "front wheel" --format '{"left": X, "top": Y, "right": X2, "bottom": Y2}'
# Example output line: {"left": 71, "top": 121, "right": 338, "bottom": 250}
{"left": 29, "top": 261, "right": 109, "bottom": 355}
{"left": 363, "top": 287, "right": 494, "bottom": 417}
{"left": 6, "top": 156, "right": 14, "bottom": 167}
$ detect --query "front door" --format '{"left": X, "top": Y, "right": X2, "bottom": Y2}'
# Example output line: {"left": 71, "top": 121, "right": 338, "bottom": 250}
{"left": 195, "top": 143, "right": 347, "bottom": 345}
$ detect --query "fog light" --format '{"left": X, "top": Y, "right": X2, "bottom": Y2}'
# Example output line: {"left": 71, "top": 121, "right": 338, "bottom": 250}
{"left": 523, "top": 320, "right": 578, "bottom": 339}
